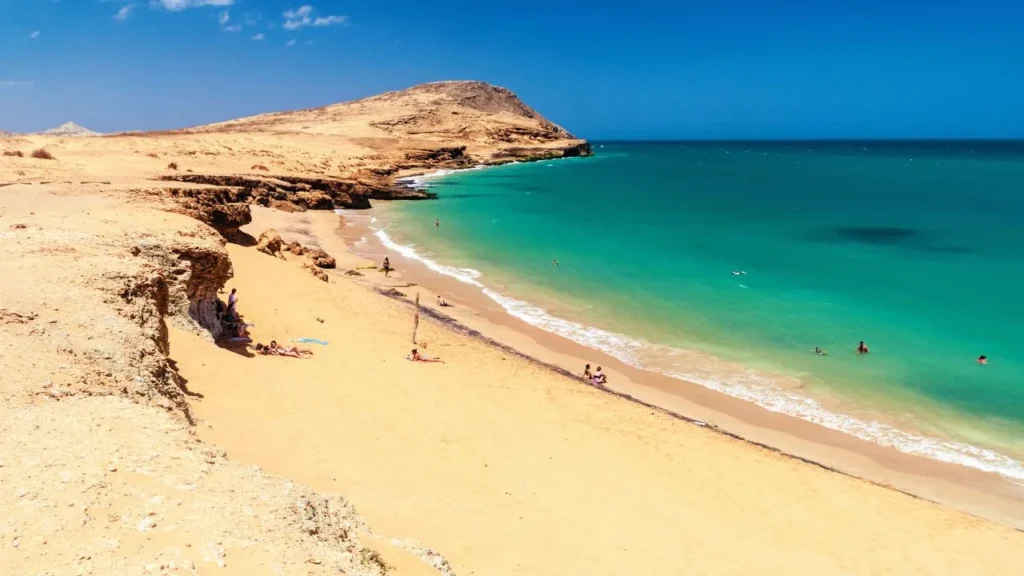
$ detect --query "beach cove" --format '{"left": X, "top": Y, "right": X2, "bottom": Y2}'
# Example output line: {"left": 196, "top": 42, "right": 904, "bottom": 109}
{"left": 168, "top": 218, "right": 1024, "bottom": 576}
{"left": 367, "top": 142, "right": 1024, "bottom": 480}
{"left": 5, "top": 81, "right": 1024, "bottom": 575}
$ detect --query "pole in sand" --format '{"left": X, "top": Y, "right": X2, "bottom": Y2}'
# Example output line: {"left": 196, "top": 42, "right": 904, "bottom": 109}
{"left": 412, "top": 292, "right": 421, "bottom": 344}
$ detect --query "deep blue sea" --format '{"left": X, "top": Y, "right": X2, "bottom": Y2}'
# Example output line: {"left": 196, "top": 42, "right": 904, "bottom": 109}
{"left": 375, "top": 141, "right": 1024, "bottom": 479}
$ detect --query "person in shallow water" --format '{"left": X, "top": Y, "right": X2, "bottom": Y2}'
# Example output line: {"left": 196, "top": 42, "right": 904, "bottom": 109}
{"left": 435, "top": 219, "right": 440, "bottom": 227}
{"left": 814, "top": 346, "right": 827, "bottom": 356}
{"left": 978, "top": 355, "right": 988, "bottom": 365}
{"left": 856, "top": 341, "right": 870, "bottom": 354}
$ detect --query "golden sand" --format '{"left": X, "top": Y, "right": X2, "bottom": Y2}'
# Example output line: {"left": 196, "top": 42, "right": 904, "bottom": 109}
{"left": 169, "top": 240, "right": 1024, "bottom": 576}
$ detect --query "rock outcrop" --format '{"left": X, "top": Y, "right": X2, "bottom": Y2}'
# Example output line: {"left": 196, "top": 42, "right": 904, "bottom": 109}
{"left": 254, "top": 229, "right": 337, "bottom": 281}
{"left": 159, "top": 174, "right": 436, "bottom": 213}
{"left": 0, "top": 187, "right": 444, "bottom": 576}
{"left": 256, "top": 229, "right": 286, "bottom": 259}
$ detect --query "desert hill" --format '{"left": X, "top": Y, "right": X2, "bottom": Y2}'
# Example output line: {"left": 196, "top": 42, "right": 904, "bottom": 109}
{"left": 36, "top": 121, "right": 103, "bottom": 137}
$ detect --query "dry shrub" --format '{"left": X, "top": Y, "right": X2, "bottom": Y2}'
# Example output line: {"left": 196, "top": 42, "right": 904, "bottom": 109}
{"left": 167, "top": 162, "right": 178, "bottom": 170}
{"left": 3, "top": 150, "right": 24, "bottom": 157}
{"left": 251, "top": 164, "right": 269, "bottom": 171}
{"left": 30, "top": 148, "right": 55, "bottom": 160}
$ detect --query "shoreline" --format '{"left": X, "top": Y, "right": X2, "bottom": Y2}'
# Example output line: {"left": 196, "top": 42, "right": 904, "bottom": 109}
{"left": 244, "top": 204, "right": 1024, "bottom": 529}
{"left": 383, "top": 161, "right": 1024, "bottom": 482}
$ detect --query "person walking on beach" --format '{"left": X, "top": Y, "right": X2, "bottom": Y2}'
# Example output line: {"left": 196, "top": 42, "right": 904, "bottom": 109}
{"left": 856, "top": 341, "right": 870, "bottom": 354}
{"left": 383, "top": 257, "right": 392, "bottom": 278}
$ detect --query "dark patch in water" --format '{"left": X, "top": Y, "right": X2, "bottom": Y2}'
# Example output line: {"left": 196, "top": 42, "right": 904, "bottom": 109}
{"left": 835, "top": 227, "right": 918, "bottom": 244}
{"left": 810, "top": 227, "right": 975, "bottom": 255}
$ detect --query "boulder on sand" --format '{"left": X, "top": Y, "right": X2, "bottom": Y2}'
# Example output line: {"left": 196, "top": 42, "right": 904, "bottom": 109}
{"left": 306, "top": 248, "right": 336, "bottom": 269}
{"left": 256, "top": 229, "right": 285, "bottom": 259}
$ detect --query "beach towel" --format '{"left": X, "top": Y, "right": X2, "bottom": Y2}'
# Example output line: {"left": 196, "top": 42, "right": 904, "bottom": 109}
{"left": 294, "top": 338, "right": 328, "bottom": 345}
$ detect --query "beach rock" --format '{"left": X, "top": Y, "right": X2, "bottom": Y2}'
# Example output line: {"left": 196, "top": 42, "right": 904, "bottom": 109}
{"left": 305, "top": 249, "right": 336, "bottom": 269}
{"left": 302, "top": 261, "right": 329, "bottom": 282}
{"left": 294, "top": 190, "right": 334, "bottom": 210}
{"left": 269, "top": 199, "right": 305, "bottom": 213}
{"left": 256, "top": 229, "right": 285, "bottom": 259}
{"left": 344, "top": 270, "right": 363, "bottom": 277}
{"left": 286, "top": 241, "right": 305, "bottom": 256}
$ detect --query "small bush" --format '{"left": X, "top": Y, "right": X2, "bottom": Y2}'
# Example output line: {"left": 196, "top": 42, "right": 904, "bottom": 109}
{"left": 167, "top": 162, "right": 178, "bottom": 170}
{"left": 30, "top": 148, "right": 55, "bottom": 160}
{"left": 2, "top": 150, "right": 24, "bottom": 157}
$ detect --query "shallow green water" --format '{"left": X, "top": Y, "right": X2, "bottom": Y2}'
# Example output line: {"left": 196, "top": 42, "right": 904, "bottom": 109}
{"left": 374, "top": 141, "right": 1024, "bottom": 479}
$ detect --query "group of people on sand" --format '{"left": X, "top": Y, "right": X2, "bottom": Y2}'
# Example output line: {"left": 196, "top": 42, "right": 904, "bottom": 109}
{"left": 582, "top": 364, "right": 607, "bottom": 385}
{"left": 254, "top": 340, "right": 314, "bottom": 358}
{"left": 216, "top": 288, "right": 252, "bottom": 340}
{"left": 216, "top": 288, "right": 315, "bottom": 360}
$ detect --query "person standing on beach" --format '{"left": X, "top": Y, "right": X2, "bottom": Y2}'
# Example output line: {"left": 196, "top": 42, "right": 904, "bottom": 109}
{"left": 228, "top": 288, "right": 238, "bottom": 310}
{"left": 383, "top": 257, "right": 392, "bottom": 278}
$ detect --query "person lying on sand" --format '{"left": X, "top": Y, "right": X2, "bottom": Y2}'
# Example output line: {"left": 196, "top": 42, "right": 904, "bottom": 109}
{"left": 590, "top": 366, "right": 607, "bottom": 385}
{"left": 436, "top": 295, "right": 452, "bottom": 307}
{"left": 407, "top": 348, "right": 443, "bottom": 363}
{"left": 254, "top": 340, "right": 313, "bottom": 358}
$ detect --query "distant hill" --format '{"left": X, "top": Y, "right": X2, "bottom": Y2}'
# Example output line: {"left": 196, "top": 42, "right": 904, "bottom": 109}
{"left": 37, "top": 122, "right": 102, "bottom": 137}
{"left": 188, "top": 80, "right": 577, "bottom": 144}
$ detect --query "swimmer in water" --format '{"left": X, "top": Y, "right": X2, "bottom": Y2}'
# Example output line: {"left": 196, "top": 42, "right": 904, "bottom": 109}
{"left": 552, "top": 259, "right": 558, "bottom": 267}
{"left": 856, "top": 341, "right": 869, "bottom": 354}
{"left": 434, "top": 219, "right": 440, "bottom": 227}
{"left": 978, "top": 355, "right": 988, "bottom": 365}
{"left": 814, "top": 346, "right": 827, "bottom": 356}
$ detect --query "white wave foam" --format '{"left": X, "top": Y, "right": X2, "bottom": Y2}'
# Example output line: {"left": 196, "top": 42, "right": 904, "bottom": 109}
{"left": 371, "top": 201, "right": 1024, "bottom": 482}
{"left": 374, "top": 229, "right": 484, "bottom": 287}
{"left": 396, "top": 165, "right": 488, "bottom": 189}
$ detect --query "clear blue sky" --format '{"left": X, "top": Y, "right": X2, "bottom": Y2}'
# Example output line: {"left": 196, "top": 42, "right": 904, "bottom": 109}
{"left": 1, "top": 1, "right": 1021, "bottom": 139}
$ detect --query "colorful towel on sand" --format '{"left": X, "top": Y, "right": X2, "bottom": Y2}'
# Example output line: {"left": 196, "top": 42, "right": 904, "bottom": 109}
{"left": 294, "top": 338, "right": 328, "bottom": 345}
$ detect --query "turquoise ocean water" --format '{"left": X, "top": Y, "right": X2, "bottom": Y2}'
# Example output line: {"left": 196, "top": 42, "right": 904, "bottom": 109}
{"left": 373, "top": 141, "right": 1024, "bottom": 479}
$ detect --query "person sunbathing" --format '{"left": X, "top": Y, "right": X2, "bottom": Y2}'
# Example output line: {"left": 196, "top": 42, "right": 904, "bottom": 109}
{"left": 407, "top": 348, "right": 443, "bottom": 363}
{"left": 255, "top": 340, "right": 313, "bottom": 358}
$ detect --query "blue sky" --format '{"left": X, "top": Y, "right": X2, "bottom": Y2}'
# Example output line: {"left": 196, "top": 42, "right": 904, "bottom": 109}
{"left": 1, "top": 0, "right": 1021, "bottom": 139}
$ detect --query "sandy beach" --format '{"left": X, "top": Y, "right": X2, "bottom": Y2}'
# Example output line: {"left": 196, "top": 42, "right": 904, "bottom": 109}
{"left": 5, "top": 80, "right": 1024, "bottom": 575}
{"left": 160, "top": 207, "right": 1024, "bottom": 576}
